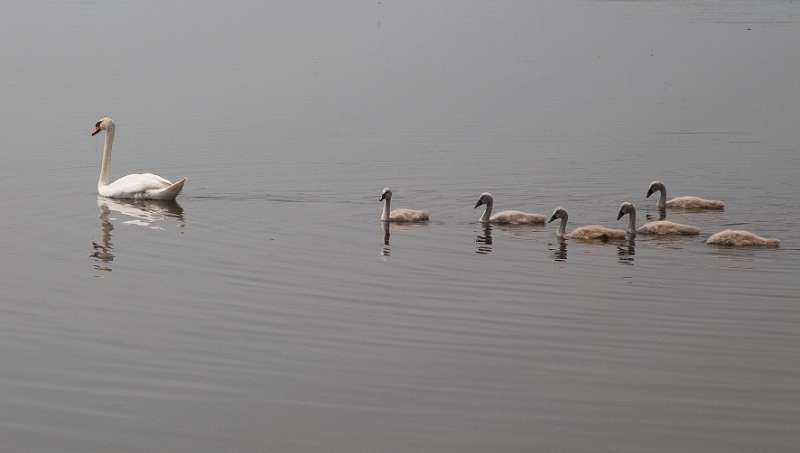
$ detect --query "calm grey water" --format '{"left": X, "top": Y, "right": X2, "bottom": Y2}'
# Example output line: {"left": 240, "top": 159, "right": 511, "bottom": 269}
{"left": 1, "top": 1, "right": 799, "bottom": 451}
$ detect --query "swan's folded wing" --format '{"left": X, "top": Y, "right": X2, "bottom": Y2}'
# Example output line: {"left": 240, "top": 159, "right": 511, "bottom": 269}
{"left": 491, "top": 210, "right": 546, "bottom": 224}
{"left": 568, "top": 225, "right": 626, "bottom": 240}
{"left": 667, "top": 196, "right": 725, "bottom": 210}
{"left": 140, "top": 173, "right": 173, "bottom": 186}
{"left": 103, "top": 173, "right": 172, "bottom": 198}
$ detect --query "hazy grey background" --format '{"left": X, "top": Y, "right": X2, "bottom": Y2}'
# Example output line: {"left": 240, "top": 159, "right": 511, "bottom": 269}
{"left": 1, "top": 1, "right": 799, "bottom": 452}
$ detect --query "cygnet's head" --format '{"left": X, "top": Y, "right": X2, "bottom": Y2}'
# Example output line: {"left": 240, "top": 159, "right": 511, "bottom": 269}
{"left": 548, "top": 207, "right": 567, "bottom": 223}
{"left": 474, "top": 192, "right": 493, "bottom": 208}
{"left": 646, "top": 181, "right": 665, "bottom": 198}
{"left": 91, "top": 117, "right": 114, "bottom": 136}
{"left": 617, "top": 201, "right": 636, "bottom": 220}
{"left": 379, "top": 187, "right": 392, "bottom": 201}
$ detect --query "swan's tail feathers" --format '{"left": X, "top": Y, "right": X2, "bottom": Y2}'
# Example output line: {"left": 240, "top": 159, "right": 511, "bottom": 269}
{"left": 152, "top": 178, "right": 186, "bottom": 200}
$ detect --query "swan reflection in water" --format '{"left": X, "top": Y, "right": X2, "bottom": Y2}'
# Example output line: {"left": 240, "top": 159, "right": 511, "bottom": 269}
{"left": 475, "top": 224, "right": 493, "bottom": 255}
{"left": 645, "top": 208, "right": 667, "bottom": 221}
{"left": 380, "top": 221, "right": 431, "bottom": 257}
{"left": 475, "top": 223, "right": 547, "bottom": 255}
{"left": 549, "top": 239, "right": 568, "bottom": 261}
{"left": 617, "top": 237, "right": 636, "bottom": 265}
{"left": 381, "top": 221, "right": 391, "bottom": 256}
{"left": 92, "top": 197, "right": 185, "bottom": 272}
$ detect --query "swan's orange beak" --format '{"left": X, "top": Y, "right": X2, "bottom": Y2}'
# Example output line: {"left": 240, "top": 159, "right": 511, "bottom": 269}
{"left": 91, "top": 127, "right": 101, "bottom": 136}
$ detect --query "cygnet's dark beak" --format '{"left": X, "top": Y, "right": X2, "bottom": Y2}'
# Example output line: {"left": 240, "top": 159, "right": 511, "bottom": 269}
{"left": 379, "top": 193, "right": 386, "bottom": 201}
{"left": 646, "top": 187, "right": 654, "bottom": 198}
{"left": 474, "top": 199, "right": 483, "bottom": 209}
{"left": 91, "top": 127, "right": 101, "bottom": 136}
{"left": 548, "top": 214, "right": 557, "bottom": 223}
{"left": 616, "top": 209, "right": 625, "bottom": 221}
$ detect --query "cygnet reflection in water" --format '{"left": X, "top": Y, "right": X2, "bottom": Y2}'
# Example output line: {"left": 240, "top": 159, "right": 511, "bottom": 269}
{"left": 645, "top": 207, "right": 667, "bottom": 222}
{"left": 475, "top": 224, "right": 493, "bottom": 255}
{"left": 91, "top": 197, "right": 185, "bottom": 273}
{"left": 381, "top": 221, "right": 391, "bottom": 256}
{"left": 378, "top": 221, "right": 428, "bottom": 257}
{"left": 617, "top": 238, "right": 636, "bottom": 265}
{"left": 549, "top": 239, "right": 568, "bottom": 261}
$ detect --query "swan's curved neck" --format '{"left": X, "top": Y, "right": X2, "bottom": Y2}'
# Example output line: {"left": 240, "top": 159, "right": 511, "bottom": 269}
{"left": 98, "top": 125, "right": 115, "bottom": 188}
{"left": 626, "top": 208, "right": 637, "bottom": 235}
{"left": 381, "top": 197, "right": 391, "bottom": 221}
{"left": 557, "top": 214, "right": 568, "bottom": 238}
{"left": 480, "top": 198, "right": 493, "bottom": 223}
{"left": 657, "top": 186, "right": 667, "bottom": 208}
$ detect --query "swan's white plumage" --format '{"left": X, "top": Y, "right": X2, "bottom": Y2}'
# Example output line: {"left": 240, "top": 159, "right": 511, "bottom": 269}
{"left": 475, "top": 193, "right": 545, "bottom": 224}
{"left": 617, "top": 202, "right": 700, "bottom": 236}
{"left": 548, "top": 207, "right": 626, "bottom": 241}
{"left": 99, "top": 174, "right": 186, "bottom": 200}
{"left": 707, "top": 229, "right": 780, "bottom": 247}
{"left": 379, "top": 188, "right": 429, "bottom": 223}
{"left": 647, "top": 181, "right": 724, "bottom": 210}
{"left": 92, "top": 117, "right": 186, "bottom": 200}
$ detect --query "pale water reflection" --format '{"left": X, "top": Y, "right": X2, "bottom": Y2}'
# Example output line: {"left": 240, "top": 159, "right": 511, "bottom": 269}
{"left": 91, "top": 202, "right": 115, "bottom": 272}
{"left": 91, "top": 197, "right": 185, "bottom": 273}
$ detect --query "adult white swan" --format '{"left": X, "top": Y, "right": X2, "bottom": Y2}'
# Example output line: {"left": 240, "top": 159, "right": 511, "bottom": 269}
{"left": 548, "top": 207, "right": 626, "bottom": 240}
{"left": 617, "top": 202, "right": 700, "bottom": 236}
{"left": 646, "top": 181, "right": 724, "bottom": 210}
{"left": 379, "top": 188, "right": 429, "bottom": 222}
{"left": 91, "top": 117, "right": 186, "bottom": 200}
{"left": 474, "top": 192, "right": 545, "bottom": 224}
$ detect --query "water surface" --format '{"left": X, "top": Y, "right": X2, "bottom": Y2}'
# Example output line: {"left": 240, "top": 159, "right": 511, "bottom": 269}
{"left": 1, "top": 1, "right": 799, "bottom": 451}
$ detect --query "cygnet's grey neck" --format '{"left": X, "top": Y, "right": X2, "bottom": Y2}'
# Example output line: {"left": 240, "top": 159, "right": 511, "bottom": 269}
{"left": 656, "top": 185, "right": 667, "bottom": 209}
{"left": 381, "top": 196, "right": 391, "bottom": 221}
{"left": 626, "top": 207, "right": 637, "bottom": 235}
{"left": 557, "top": 213, "right": 568, "bottom": 238}
{"left": 479, "top": 198, "right": 494, "bottom": 223}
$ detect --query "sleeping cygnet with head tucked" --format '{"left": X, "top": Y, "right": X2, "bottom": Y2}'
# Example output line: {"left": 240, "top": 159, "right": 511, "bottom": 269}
{"left": 474, "top": 192, "right": 545, "bottom": 225}
{"left": 617, "top": 202, "right": 700, "bottom": 236}
{"left": 646, "top": 181, "right": 725, "bottom": 210}
{"left": 547, "top": 207, "right": 626, "bottom": 241}
{"left": 706, "top": 230, "right": 780, "bottom": 247}
{"left": 379, "top": 188, "right": 430, "bottom": 222}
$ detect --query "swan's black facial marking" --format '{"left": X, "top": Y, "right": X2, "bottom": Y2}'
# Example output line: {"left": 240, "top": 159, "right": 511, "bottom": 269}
{"left": 474, "top": 199, "right": 483, "bottom": 208}
{"left": 95, "top": 120, "right": 102, "bottom": 128}
{"left": 379, "top": 193, "right": 386, "bottom": 201}
{"left": 646, "top": 182, "right": 664, "bottom": 198}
